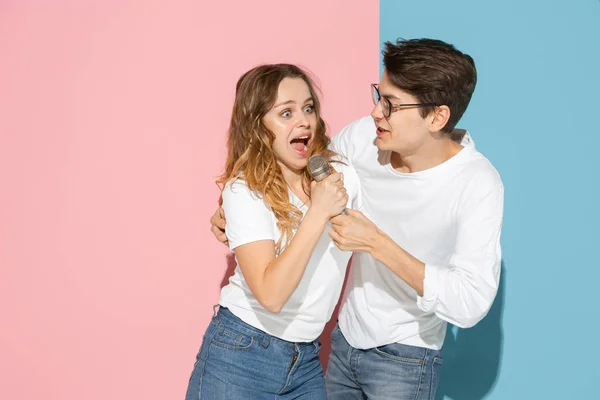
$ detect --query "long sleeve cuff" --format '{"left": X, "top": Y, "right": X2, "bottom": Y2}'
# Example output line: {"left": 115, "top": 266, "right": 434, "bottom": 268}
{"left": 416, "top": 263, "right": 440, "bottom": 313}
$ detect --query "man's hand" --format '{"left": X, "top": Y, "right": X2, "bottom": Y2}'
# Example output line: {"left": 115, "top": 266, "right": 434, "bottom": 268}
{"left": 329, "top": 209, "right": 381, "bottom": 253}
{"left": 331, "top": 209, "right": 425, "bottom": 295}
{"left": 210, "top": 206, "right": 228, "bottom": 246}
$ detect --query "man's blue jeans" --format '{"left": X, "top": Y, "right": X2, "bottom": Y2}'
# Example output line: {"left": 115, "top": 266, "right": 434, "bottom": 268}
{"left": 326, "top": 324, "right": 443, "bottom": 400}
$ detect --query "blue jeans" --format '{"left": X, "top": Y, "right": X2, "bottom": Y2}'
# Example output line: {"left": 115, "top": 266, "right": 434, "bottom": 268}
{"left": 185, "top": 307, "right": 326, "bottom": 400}
{"left": 325, "top": 324, "right": 443, "bottom": 400}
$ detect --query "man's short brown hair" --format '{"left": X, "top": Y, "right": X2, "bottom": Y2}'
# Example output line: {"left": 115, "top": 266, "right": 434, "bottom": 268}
{"left": 383, "top": 38, "right": 477, "bottom": 134}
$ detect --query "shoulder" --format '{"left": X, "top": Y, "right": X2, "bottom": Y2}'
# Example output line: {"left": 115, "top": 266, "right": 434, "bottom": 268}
{"left": 466, "top": 151, "right": 503, "bottom": 189}
{"left": 222, "top": 178, "right": 269, "bottom": 208}
{"left": 455, "top": 149, "right": 504, "bottom": 207}
{"left": 334, "top": 116, "right": 375, "bottom": 140}
{"left": 330, "top": 116, "right": 376, "bottom": 161}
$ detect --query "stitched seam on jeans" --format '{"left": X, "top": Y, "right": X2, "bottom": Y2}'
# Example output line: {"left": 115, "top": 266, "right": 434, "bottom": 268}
{"left": 210, "top": 330, "right": 255, "bottom": 351}
{"left": 373, "top": 347, "right": 425, "bottom": 364}
{"left": 200, "top": 322, "right": 218, "bottom": 362}
{"left": 351, "top": 350, "right": 361, "bottom": 383}
{"left": 196, "top": 347, "right": 207, "bottom": 399}
{"left": 429, "top": 360, "right": 434, "bottom": 400}
{"left": 279, "top": 350, "right": 300, "bottom": 394}
{"left": 197, "top": 365, "right": 204, "bottom": 399}
{"left": 215, "top": 313, "right": 264, "bottom": 338}
{"left": 429, "top": 355, "right": 443, "bottom": 399}
{"left": 413, "top": 349, "right": 427, "bottom": 400}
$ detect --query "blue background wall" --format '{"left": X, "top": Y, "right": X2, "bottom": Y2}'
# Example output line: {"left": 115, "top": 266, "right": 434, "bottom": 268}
{"left": 380, "top": 0, "right": 600, "bottom": 398}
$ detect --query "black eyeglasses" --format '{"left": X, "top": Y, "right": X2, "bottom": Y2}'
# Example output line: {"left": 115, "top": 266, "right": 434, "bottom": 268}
{"left": 371, "top": 84, "right": 438, "bottom": 118}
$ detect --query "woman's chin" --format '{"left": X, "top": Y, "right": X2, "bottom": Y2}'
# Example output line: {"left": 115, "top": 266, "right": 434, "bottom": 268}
{"left": 278, "top": 158, "right": 307, "bottom": 175}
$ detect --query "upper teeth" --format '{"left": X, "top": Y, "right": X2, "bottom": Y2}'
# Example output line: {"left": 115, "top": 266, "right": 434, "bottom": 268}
{"left": 297, "top": 136, "right": 309, "bottom": 139}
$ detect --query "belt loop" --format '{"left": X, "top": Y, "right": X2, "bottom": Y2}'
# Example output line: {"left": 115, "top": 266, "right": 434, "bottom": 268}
{"left": 260, "top": 333, "right": 271, "bottom": 349}
{"left": 212, "top": 304, "right": 220, "bottom": 318}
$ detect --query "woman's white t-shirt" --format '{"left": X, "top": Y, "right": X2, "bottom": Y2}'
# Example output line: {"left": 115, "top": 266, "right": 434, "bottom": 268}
{"left": 218, "top": 160, "right": 362, "bottom": 342}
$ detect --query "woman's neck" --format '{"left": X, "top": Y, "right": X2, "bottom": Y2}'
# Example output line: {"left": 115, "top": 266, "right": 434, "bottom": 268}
{"left": 281, "top": 164, "right": 309, "bottom": 203}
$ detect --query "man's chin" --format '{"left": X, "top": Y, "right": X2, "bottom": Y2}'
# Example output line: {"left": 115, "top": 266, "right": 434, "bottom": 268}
{"left": 375, "top": 136, "right": 391, "bottom": 151}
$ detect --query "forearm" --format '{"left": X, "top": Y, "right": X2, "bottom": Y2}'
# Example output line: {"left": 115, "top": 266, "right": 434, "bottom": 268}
{"left": 415, "top": 253, "right": 500, "bottom": 328}
{"left": 370, "top": 231, "right": 500, "bottom": 328}
{"left": 370, "top": 230, "right": 426, "bottom": 296}
{"left": 367, "top": 175, "right": 503, "bottom": 327}
{"left": 259, "top": 208, "right": 329, "bottom": 312}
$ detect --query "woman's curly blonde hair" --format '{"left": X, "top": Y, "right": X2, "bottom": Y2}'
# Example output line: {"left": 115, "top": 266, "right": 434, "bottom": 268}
{"left": 217, "top": 64, "right": 337, "bottom": 248}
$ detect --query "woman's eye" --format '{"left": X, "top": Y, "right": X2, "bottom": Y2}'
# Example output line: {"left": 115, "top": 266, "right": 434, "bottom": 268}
{"left": 305, "top": 105, "right": 314, "bottom": 113}
{"left": 280, "top": 110, "right": 291, "bottom": 118}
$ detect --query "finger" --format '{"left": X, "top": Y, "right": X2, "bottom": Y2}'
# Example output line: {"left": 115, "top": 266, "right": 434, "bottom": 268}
{"left": 331, "top": 221, "right": 346, "bottom": 235}
{"left": 211, "top": 210, "right": 226, "bottom": 230}
{"left": 219, "top": 206, "right": 226, "bottom": 221}
{"left": 212, "top": 226, "right": 229, "bottom": 244}
{"left": 329, "top": 227, "right": 342, "bottom": 243}
{"left": 332, "top": 181, "right": 344, "bottom": 191}
{"left": 329, "top": 229, "right": 346, "bottom": 249}
{"left": 211, "top": 225, "right": 222, "bottom": 237}
{"left": 326, "top": 172, "right": 343, "bottom": 184}
{"left": 346, "top": 209, "right": 363, "bottom": 219}
{"left": 330, "top": 215, "right": 343, "bottom": 225}
{"left": 217, "top": 232, "right": 229, "bottom": 244}
{"left": 337, "top": 190, "right": 348, "bottom": 202}
{"left": 211, "top": 225, "right": 227, "bottom": 242}
{"left": 310, "top": 180, "right": 318, "bottom": 192}
{"left": 331, "top": 212, "right": 350, "bottom": 226}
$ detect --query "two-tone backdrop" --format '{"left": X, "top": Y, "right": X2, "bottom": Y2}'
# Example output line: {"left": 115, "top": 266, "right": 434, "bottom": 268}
{"left": 1, "top": 1, "right": 598, "bottom": 399}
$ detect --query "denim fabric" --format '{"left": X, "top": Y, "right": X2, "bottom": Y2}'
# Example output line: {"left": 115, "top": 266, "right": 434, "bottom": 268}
{"left": 326, "top": 324, "right": 443, "bottom": 400}
{"left": 185, "top": 307, "right": 326, "bottom": 399}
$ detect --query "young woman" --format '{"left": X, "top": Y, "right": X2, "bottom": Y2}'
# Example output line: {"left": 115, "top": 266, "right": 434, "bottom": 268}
{"left": 185, "top": 64, "right": 361, "bottom": 399}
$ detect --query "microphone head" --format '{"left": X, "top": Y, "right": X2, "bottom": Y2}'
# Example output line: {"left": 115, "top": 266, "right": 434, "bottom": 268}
{"left": 308, "top": 155, "right": 330, "bottom": 181}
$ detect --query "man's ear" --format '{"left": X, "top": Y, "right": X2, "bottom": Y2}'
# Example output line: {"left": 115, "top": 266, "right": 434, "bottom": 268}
{"left": 429, "top": 105, "right": 451, "bottom": 133}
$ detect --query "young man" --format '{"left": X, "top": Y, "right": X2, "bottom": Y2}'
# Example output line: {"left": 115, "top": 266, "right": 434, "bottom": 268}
{"left": 210, "top": 38, "right": 504, "bottom": 399}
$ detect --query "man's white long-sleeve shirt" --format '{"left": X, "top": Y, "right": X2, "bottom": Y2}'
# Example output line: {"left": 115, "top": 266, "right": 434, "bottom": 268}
{"left": 331, "top": 117, "right": 504, "bottom": 350}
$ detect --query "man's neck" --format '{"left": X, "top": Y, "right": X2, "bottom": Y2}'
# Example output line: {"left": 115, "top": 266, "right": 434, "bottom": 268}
{"left": 390, "top": 138, "right": 464, "bottom": 173}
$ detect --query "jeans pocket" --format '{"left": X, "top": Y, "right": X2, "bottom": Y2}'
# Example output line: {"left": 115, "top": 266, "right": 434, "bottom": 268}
{"left": 429, "top": 357, "right": 444, "bottom": 400}
{"left": 211, "top": 326, "right": 254, "bottom": 350}
{"left": 374, "top": 345, "right": 425, "bottom": 365}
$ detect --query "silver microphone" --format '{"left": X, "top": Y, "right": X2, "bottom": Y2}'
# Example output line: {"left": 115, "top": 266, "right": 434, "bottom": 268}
{"left": 308, "top": 155, "right": 348, "bottom": 215}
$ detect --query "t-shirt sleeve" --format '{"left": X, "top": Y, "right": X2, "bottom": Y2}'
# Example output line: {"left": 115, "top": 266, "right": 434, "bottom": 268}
{"left": 329, "top": 117, "right": 368, "bottom": 163}
{"left": 340, "top": 161, "right": 363, "bottom": 213}
{"left": 221, "top": 180, "right": 277, "bottom": 251}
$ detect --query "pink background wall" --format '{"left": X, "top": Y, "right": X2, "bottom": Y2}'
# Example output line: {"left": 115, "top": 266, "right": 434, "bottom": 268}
{"left": 0, "top": 1, "right": 377, "bottom": 399}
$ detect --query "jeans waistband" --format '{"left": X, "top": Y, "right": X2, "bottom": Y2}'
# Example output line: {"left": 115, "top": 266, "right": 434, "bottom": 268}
{"left": 213, "top": 305, "right": 320, "bottom": 352}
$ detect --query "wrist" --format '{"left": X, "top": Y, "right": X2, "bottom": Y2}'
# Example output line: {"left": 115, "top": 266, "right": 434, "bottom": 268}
{"left": 369, "top": 228, "right": 389, "bottom": 259}
{"left": 305, "top": 207, "right": 330, "bottom": 226}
